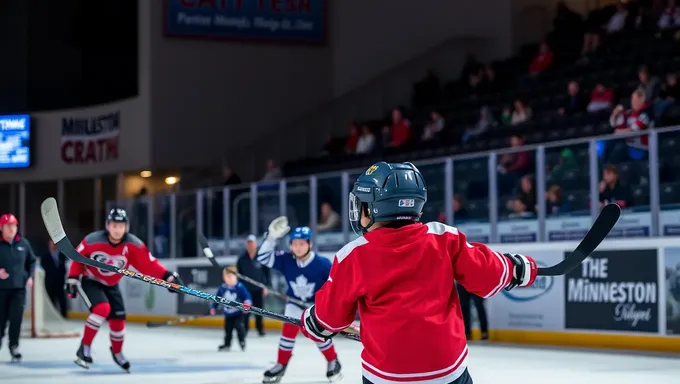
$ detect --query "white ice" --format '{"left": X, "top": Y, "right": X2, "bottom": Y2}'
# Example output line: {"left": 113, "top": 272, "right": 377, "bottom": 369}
{"left": 2, "top": 322, "right": 679, "bottom": 384}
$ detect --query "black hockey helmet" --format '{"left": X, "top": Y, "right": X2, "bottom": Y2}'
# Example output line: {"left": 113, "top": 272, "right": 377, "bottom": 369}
{"left": 349, "top": 161, "right": 427, "bottom": 235}
{"left": 106, "top": 208, "right": 129, "bottom": 224}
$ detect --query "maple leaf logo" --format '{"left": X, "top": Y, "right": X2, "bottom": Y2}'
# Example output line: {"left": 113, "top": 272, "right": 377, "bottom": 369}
{"left": 289, "top": 275, "right": 315, "bottom": 302}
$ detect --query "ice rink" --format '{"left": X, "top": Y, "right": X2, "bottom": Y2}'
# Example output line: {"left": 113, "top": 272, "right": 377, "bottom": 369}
{"left": 2, "top": 322, "right": 680, "bottom": 384}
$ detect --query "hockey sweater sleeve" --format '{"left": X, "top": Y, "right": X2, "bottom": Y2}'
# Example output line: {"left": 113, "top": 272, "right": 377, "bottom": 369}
{"left": 238, "top": 283, "right": 253, "bottom": 305}
{"left": 450, "top": 229, "right": 537, "bottom": 298}
{"left": 255, "top": 237, "right": 285, "bottom": 272}
{"left": 312, "top": 253, "right": 362, "bottom": 332}
{"left": 129, "top": 244, "right": 167, "bottom": 279}
{"left": 69, "top": 240, "right": 90, "bottom": 277}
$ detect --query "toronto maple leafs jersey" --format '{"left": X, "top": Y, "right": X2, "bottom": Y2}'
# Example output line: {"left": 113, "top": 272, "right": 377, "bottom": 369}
{"left": 257, "top": 238, "right": 331, "bottom": 307}
{"left": 211, "top": 282, "right": 252, "bottom": 316}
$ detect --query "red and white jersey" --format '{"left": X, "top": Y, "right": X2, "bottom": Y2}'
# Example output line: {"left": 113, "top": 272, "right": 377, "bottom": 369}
{"left": 68, "top": 230, "right": 167, "bottom": 287}
{"left": 314, "top": 222, "right": 537, "bottom": 384}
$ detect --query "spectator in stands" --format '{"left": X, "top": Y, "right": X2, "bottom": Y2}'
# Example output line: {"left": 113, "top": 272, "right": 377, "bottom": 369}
{"left": 635, "top": 4, "right": 656, "bottom": 31}
{"left": 507, "top": 175, "right": 536, "bottom": 217}
{"left": 223, "top": 165, "right": 242, "bottom": 186}
{"left": 605, "top": 1, "right": 629, "bottom": 34}
{"left": 421, "top": 110, "right": 445, "bottom": 142}
{"left": 608, "top": 88, "right": 653, "bottom": 163}
{"left": 463, "top": 106, "right": 495, "bottom": 143}
{"left": 467, "top": 67, "right": 484, "bottom": 92}
{"left": 480, "top": 64, "right": 498, "bottom": 92}
{"left": 500, "top": 106, "right": 513, "bottom": 125}
{"left": 658, "top": 0, "right": 680, "bottom": 29}
{"left": 528, "top": 42, "right": 554, "bottom": 76}
{"left": 511, "top": 99, "right": 532, "bottom": 125}
{"left": 587, "top": 83, "right": 614, "bottom": 113}
{"left": 355, "top": 124, "right": 376, "bottom": 155}
{"left": 656, "top": 72, "right": 679, "bottom": 117}
{"left": 498, "top": 135, "right": 533, "bottom": 191}
{"left": 549, "top": 148, "right": 579, "bottom": 180}
{"left": 638, "top": 65, "right": 661, "bottom": 103}
{"left": 599, "top": 165, "right": 632, "bottom": 207}
{"left": 558, "top": 81, "right": 587, "bottom": 115}
{"left": 317, "top": 202, "right": 340, "bottom": 232}
{"left": 546, "top": 184, "right": 570, "bottom": 215}
{"left": 345, "top": 123, "right": 360, "bottom": 154}
{"left": 386, "top": 108, "right": 411, "bottom": 148}
{"left": 437, "top": 194, "right": 469, "bottom": 224}
{"left": 261, "top": 159, "right": 281, "bottom": 181}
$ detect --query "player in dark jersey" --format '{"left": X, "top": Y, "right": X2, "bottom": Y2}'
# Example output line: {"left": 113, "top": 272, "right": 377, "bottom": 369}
{"left": 65, "top": 208, "right": 183, "bottom": 372}
{"left": 256, "top": 223, "right": 342, "bottom": 383}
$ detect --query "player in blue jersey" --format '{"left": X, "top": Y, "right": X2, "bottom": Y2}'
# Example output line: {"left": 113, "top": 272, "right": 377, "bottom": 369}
{"left": 209, "top": 266, "right": 252, "bottom": 352}
{"left": 256, "top": 222, "right": 342, "bottom": 383}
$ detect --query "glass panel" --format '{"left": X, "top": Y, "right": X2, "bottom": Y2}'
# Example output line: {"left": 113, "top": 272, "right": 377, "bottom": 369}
{"left": 658, "top": 129, "right": 680, "bottom": 236}
{"left": 175, "top": 191, "right": 198, "bottom": 258}
{"left": 128, "top": 196, "right": 150, "bottom": 245}
{"left": 454, "top": 155, "right": 490, "bottom": 243}
{"left": 152, "top": 194, "right": 172, "bottom": 258}
{"left": 25, "top": 181, "right": 58, "bottom": 249}
{"left": 597, "top": 133, "right": 650, "bottom": 238}
{"left": 202, "top": 186, "right": 225, "bottom": 240}
{"left": 496, "top": 148, "right": 538, "bottom": 243}
{"left": 257, "top": 182, "right": 281, "bottom": 237}
{"left": 419, "top": 162, "right": 446, "bottom": 224}
{"left": 229, "top": 185, "right": 253, "bottom": 254}
{"left": 286, "top": 180, "right": 310, "bottom": 228}
{"left": 316, "top": 175, "right": 343, "bottom": 251}
{"left": 544, "top": 143, "right": 592, "bottom": 241}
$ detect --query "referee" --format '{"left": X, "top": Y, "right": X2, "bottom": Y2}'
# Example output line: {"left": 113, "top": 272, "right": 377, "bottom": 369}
{"left": 236, "top": 235, "right": 269, "bottom": 336}
{"left": 0, "top": 214, "right": 36, "bottom": 361}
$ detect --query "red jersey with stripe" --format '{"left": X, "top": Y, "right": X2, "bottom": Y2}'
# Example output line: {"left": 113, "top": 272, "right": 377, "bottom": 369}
{"left": 67, "top": 230, "right": 167, "bottom": 287}
{"left": 313, "top": 222, "right": 537, "bottom": 384}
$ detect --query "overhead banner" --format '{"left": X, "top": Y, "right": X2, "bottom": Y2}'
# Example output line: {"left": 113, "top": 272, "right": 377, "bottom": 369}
{"left": 60, "top": 110, "right": 120, "bottom": 164}
{"left": 164, "top": 0, "right": 327, "bottom": 44}
{"left": 564, "top": 249, "right": 659, "bottom": 333}
{"left": 665, "top": 247, "right": 680, "bottom": 335}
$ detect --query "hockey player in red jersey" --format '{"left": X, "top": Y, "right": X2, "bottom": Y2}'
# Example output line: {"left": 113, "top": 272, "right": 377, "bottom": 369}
{"left": 299, "top": 162, "right": 538, "bottom": 384}
{"left": 65, "top": 208, "right": 184, "bottom": 371}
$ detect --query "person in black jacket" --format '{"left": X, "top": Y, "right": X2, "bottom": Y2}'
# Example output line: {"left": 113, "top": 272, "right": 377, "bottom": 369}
{"left": 456, "top": 283, "right": 489, "bottom": 341}
{"left": 0, "top": 213, "right": 36, "bottom": 361}
{"left": 41, "top": 239, "right": 67, "bottom": 317}
{"left": 236, "top": 235, "right": 269, "bottom": 336}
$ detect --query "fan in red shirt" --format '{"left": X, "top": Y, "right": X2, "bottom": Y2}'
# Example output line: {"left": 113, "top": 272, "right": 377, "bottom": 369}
{"left": 299, "top": 162, "right": 538, "bottom": 384}
{"left": 65, "top": 208, "right": 183, "bottom": 372}
{"left": 528, "top": 42, "right": 553, "bottom": 75}
{"left": 389, "top": 108, "right": 411, "bottom": 147}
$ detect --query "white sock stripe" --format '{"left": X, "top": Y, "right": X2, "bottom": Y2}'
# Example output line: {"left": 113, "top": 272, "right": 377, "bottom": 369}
{"left": 87, "top": 313, "right": 105, "bottom": 324}
{"left": 84, "top": 322, "right": 99, "bottom": 331}
{"left": 110, "top": 330, "right": 125, "bottom": 337}
{"left": 279, "top": 340, "right": 295, "bottom": 348}
{"left": 280, "top": 335, "right": 296, "bottom": 342}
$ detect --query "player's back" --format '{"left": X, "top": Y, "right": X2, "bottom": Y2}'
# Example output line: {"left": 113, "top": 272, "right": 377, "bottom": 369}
{"left": 351, "top": 221, "right": 468, "bottom": 381}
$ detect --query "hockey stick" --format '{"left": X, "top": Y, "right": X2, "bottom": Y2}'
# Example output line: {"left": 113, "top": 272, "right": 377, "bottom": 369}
{"left": 146, "top": 315, "right": 211, "bottom": 328}
{"left": 39, "top": 198, "right": 361, "bottom": 342}
{"left": 198, "top": 233, "right": 361, "bottom": 334}
{"left": 537, "top": 203, "right": 621, "bottom": 276}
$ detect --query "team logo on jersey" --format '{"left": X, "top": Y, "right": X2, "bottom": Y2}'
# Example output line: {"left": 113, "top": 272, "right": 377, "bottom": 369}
{"left": 290, "top": 275, "right": 315, "bottom": 302}
{"left": 365, "top": 165, "right": 379, "bottom": 175}
{"left": 91, "top": 252, "right": 128, "bottom": 276}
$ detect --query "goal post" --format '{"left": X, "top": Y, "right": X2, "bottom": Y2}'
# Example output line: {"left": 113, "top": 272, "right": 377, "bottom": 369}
{"left": 22, "top": 267, "right": 80, "bottom": 338}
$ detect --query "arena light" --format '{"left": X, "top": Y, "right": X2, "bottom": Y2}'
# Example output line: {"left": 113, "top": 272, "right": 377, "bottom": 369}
{"left": 165, "top": 176, "right": 179, "bottom": 185}
{"left": 140, "top": 170, "right": 152, "bottom": 178}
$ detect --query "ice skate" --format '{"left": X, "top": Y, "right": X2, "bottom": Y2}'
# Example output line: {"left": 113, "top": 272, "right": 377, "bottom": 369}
{"left": 9, "top": 346, "right": 21, "bottom": 363}
{"left": 218, "top": 343, "right": 230, "bottom": 352}
{"left": 239, "top": 341, "right": 246, "bottom": 351}
{"left": 110, "top": 347, "right": 131, "bottom": 373}
{"left": 74, "top": 343, "right": 93, "bottom": 369}
{"left": 262, "top": 362, "right": 287, "bottom": 383}
{"left": 326, "top": 359, "right": 342, "bottom": 382}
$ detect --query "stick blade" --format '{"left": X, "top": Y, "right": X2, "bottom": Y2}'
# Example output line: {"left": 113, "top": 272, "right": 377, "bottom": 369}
{"left": 41, "top": 198, "right": 66, "bottom": 243}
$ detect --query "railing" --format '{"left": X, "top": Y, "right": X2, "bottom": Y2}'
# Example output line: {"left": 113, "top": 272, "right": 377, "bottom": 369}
{"left": 108, "top": 126, "right": 680, "bottom": 258}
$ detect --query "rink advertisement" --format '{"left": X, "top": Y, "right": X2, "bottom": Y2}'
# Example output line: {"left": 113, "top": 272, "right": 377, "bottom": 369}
{"left": 164, "top": 0, "right": 327, "bottom": 44}
{"left": 664, "top": 247, "right": 680, "bottom": 335}
{"left": 490, "top": 250, "right": 564, "bottom": 330}
{"left": 564, "top": 249, "right": 659, "bottom": 333}
{"left": 176, "top": 265, "right": 227, "bottom": 315}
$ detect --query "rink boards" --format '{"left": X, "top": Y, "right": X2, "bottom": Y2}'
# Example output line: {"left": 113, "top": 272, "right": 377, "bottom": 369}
{"left": 68, "top": 237, "right": 680, "bottom": 353}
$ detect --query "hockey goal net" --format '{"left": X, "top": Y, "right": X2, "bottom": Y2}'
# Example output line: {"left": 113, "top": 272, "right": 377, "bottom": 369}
{"left": 22, "top": 268, "right": 80, "bottom": 338}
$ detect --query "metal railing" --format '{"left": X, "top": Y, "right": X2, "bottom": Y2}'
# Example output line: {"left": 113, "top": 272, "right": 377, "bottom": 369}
{"left": 107, "top": 126, "right": 680, "bottom": 258}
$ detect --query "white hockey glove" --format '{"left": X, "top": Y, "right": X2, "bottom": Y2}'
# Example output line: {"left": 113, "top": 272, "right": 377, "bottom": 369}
{"left": 64, "top": 277, "right": 81, "bottom": 299}
{"left": 266, "top": 216, "right": 291, "bottom": 240}
{"left": 300, "top": 305, "right": 337, "bottom": 343}
{"left": 503, "top": 253, "right": 538, "bottom": 291}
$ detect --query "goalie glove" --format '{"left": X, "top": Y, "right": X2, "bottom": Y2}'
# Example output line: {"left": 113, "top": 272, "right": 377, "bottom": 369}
{"left": 163, "top": 271, "right": 184, "bottom": 293}
{"left": 64, "top": 277, "right": 81, "bottom": 299}
{"left": 300, "top": 305, "right": 337, "bottom": 343}
{"left": 503, "top": 253, "right": 538, "bottom": 291}
{"left": 266, "top": 216, "right": 291, "bottom": 241}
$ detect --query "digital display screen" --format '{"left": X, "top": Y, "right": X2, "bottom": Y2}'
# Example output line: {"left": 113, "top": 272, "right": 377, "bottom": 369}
{"left": 0, "top": 114, "right": 31, "bottom": 169}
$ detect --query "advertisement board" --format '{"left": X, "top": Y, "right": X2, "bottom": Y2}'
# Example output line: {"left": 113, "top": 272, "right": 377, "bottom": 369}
{"left": 490, "top": 250, "right": 564, "bottom": 330}
{"left": 664, "top": 247, "right": 680, "bottom": 335}
{"left": 564, "top": 249, "right": 659, "bottom": 333}
{"left": 164, "top": 0, "right": 327, "bottom": 44}
{"left": 176, "top": 264, "right": 226, "bottom": 315}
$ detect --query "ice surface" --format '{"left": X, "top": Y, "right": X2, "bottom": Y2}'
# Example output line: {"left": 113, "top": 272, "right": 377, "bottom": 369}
{"left": 2, "top": 322, "right": 679, "bottom": 384}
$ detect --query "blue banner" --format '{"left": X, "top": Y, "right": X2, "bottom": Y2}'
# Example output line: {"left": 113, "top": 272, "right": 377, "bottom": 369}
{"left": 0, "top": 114, "right": 31, "bottom": 169}
{"left": 164, "top": 0, "right": 327, "bottom": 44}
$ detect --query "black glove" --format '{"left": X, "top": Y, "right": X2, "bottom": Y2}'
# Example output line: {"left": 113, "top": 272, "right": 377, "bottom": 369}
{"left": 64, "top": 277, "right": 81, "bottom": 299}
{"left": 163, "top": 271, "right": 184, "bottom": 293}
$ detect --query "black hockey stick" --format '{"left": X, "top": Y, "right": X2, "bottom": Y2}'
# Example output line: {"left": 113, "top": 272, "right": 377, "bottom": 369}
{"left": 197, "top": 233, "right": 309, "bottom": 307}
{"left": 146, "top": 315, "right": 212, "bottom": 328}
{"left": 198, "top": 233, "right": 361, "bottom": 334}
{"left": 537, "top": 203, "right": 621, "bottom": 276}
{"left": 39, "top": 198, "right": 360, "bottom": 342}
